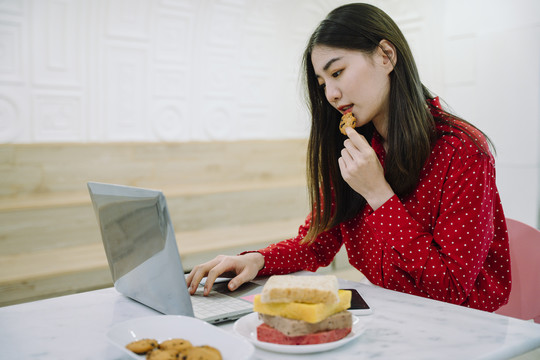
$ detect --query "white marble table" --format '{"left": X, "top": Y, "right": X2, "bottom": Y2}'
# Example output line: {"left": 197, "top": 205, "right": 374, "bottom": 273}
{"left": 1, "top": 278, "right": 539, "bottom": 360}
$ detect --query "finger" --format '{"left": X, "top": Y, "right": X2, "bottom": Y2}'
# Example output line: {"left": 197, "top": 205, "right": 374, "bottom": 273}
{"left": 227, "top": 276, "right": 243, "bottom": 292}
{"left": 187, "top": 272, "right": 202, "bottom": 295}
{"left": 345, "top": 127, "right": 371, "bottom": 149}
{"left": 228, "top": 268, "right": 256, "bottom": 291}
{"left": 185, "top": 269, "right": 194, "bottom": 287}
{"left": 343, "top": 139, "right": 360, "bottom": 157}
{"left": 341, "top": 146, "right": 355, "bottom": 165}
{"left": 338, "top": 156, "right": 348, "bottom": 175}
{"left": 186, "top": 264, "right": 205, "bottom": 286}
{"left": 339, "top": 154, "right": 357, "bottom": 184}
{"left": 187, "top": 258, "right": 220, "bottom": 294}
{"left": 187, "top": 267, "right": 208, "bottom": 295}
{"left": 204, "top": 258, "right": 236, "bottom": 295}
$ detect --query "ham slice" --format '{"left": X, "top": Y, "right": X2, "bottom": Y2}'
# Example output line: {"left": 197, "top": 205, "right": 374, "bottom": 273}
{"left": 257, "top": 324, "right": 351, "bottom": 345}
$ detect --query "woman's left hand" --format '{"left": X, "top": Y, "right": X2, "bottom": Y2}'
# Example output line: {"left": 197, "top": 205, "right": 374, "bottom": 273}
{"left": 338, "top": 127, "right": 395, "bottom": 210}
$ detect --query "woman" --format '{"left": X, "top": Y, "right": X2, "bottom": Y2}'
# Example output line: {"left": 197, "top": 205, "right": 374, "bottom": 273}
{"left": 186, "top": 3, "right": 511, "bottom": 312}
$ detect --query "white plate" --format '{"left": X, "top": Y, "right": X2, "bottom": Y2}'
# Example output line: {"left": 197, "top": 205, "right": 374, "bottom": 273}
{"left": 107, "top": 315, "right": 254, "bottom": 360}
{"left": 233, "top": 313, "right": 366, "bottom": 354}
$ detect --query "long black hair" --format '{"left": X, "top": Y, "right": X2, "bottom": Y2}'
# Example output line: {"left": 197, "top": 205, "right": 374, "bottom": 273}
{"left": 302, "top": 3, "right": 491, "bottom": 244}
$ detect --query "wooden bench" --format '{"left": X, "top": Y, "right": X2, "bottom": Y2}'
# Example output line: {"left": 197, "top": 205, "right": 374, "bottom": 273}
{"left": 0, "top": 140, "right": 311, "bottom": 306}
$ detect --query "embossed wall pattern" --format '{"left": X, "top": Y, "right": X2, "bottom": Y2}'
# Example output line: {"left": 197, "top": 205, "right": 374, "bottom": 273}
{"left": 0, "top": 0, "right": 447, "bottom": 143}
{"left": 0, "top": 0, "right": 362, "bottom": 143}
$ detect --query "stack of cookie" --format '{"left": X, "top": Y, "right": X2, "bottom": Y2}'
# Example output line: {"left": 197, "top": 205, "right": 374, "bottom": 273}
{"left": 126, "top": 338, "right": 222, "bottom": 360}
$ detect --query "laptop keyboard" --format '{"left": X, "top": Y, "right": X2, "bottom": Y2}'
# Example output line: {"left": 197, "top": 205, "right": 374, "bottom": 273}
{"left": 190, "top": 289, "right": 253, "bottom": 320}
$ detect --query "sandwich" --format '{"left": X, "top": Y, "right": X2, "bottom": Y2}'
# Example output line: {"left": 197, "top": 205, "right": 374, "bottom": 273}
{"left": 252, "top": 275, "right": 352, "bottom": 345}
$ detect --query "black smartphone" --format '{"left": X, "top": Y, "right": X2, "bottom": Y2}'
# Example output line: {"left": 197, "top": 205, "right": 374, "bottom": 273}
{"left": 343, "top": 288, "right": 372, "bottom": 315}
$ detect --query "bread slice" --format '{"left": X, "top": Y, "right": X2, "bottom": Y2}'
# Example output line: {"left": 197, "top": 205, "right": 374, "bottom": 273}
{"left": 253, "top": 290, "right": 351, "bottom": 323}
{"left": 260, "top": 275, "right": 339, "bottom": 304}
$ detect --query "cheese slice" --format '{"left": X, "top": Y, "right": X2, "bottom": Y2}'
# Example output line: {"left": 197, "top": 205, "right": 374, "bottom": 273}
{"left": 253, "top": 290, "right": 351, "bottom": 324}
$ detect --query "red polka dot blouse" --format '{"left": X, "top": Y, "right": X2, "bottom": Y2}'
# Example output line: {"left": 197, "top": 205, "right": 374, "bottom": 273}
{"left": 253, "top": 98, "right": 511, "bottom": 312}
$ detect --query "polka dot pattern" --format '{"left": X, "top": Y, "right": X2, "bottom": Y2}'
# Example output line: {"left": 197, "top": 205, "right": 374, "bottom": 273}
{"left": 253, "top": 100, "right": 511, "bottom": 312}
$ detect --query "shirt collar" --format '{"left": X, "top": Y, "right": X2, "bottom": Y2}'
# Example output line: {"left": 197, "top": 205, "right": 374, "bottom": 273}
{"left": 427, "top": 96, "right": 441, "bottom": 109}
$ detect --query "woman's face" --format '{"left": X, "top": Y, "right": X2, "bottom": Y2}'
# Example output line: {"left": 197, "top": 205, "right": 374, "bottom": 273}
{"left": 311, "top": 45, "right": 392, "bottom": 134}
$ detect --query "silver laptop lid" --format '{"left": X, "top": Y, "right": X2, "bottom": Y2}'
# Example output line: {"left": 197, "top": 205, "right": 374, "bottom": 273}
{"left": 87, "top": 182, "right": 194, "bottom": 317}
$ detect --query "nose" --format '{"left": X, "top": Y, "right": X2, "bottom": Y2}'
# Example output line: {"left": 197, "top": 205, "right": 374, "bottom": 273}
{"left": 325, "top": 83, "right": 341, "bottom": 104}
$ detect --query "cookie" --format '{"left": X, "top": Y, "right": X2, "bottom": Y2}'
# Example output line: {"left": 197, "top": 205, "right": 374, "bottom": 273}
{"left": 198, "top": 346, "right": 222, "bottom": 359}
{"left": 339, "top": 112, "right": 357, "bottom": 135}
{"left": 126, "top": 338, "right": 158, "bottom": 354}
{"left": 179, "top": 346, "right": 222, "bottom": 360}
{"left": 159, "top": 338, "right": 192, "bottom": 353}
{"left": 146, "top": 348, "right": 177, "bottom": 360}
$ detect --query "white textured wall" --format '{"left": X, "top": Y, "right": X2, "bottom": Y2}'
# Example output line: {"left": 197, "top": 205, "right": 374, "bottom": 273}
{"left": 1, "top": 0, "right": 538, "bottom": 227}
{"left": 0, "top": 0, "right": 347, "bottom": 142}
{"left": 435, "top": 0, "right": 540, "bottom": 228}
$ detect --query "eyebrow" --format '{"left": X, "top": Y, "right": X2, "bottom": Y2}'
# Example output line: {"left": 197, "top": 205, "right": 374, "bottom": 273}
{"left": 323, "top": 57, "right": 342, "bottom": 71}
{"left": 315, "top": 56, "right": 343, "bottom": 79}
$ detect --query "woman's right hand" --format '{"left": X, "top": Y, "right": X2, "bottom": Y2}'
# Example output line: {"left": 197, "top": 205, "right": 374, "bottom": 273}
{"left": 339, "top": 127, "right": 394, "bottom": 210}
{"left": 185, "top": 252, "right": 265, "bottom": 296}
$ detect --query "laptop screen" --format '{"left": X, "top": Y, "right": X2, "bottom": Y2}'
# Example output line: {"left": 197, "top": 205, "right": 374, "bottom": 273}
{"left": 96, "top": 195, "right": 165, "bottom": 281}
{"left": 88, "top": 182, "right": 194, "bottom": 316}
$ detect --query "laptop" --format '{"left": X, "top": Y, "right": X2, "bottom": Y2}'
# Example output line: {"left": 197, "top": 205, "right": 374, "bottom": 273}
{"left": 87, "top": 182, "right": 261, "bottom": 324}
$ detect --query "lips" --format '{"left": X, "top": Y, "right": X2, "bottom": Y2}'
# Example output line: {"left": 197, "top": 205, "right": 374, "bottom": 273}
{"left": 338, "top": 104, "right": 353, "bottom": 114}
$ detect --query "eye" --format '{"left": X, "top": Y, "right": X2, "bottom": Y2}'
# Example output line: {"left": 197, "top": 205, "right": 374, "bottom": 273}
{"left": 332, "top": 69, "right": 342, "bottom": 78}
{"left": 318, "top": 83, "right": 326, "bottom": 90}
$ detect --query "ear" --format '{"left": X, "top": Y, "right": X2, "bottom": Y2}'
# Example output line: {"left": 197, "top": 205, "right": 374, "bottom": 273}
{"left": 377, "top": 39, "right": 397, "bottom": 73}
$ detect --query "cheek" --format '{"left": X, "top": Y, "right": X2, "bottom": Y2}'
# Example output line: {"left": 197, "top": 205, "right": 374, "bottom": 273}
{"left": 348, "top": 70, "right": 378, "bottom": 99}
{"left": 363, "top": 74, "right": 390, "bottom": 103}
